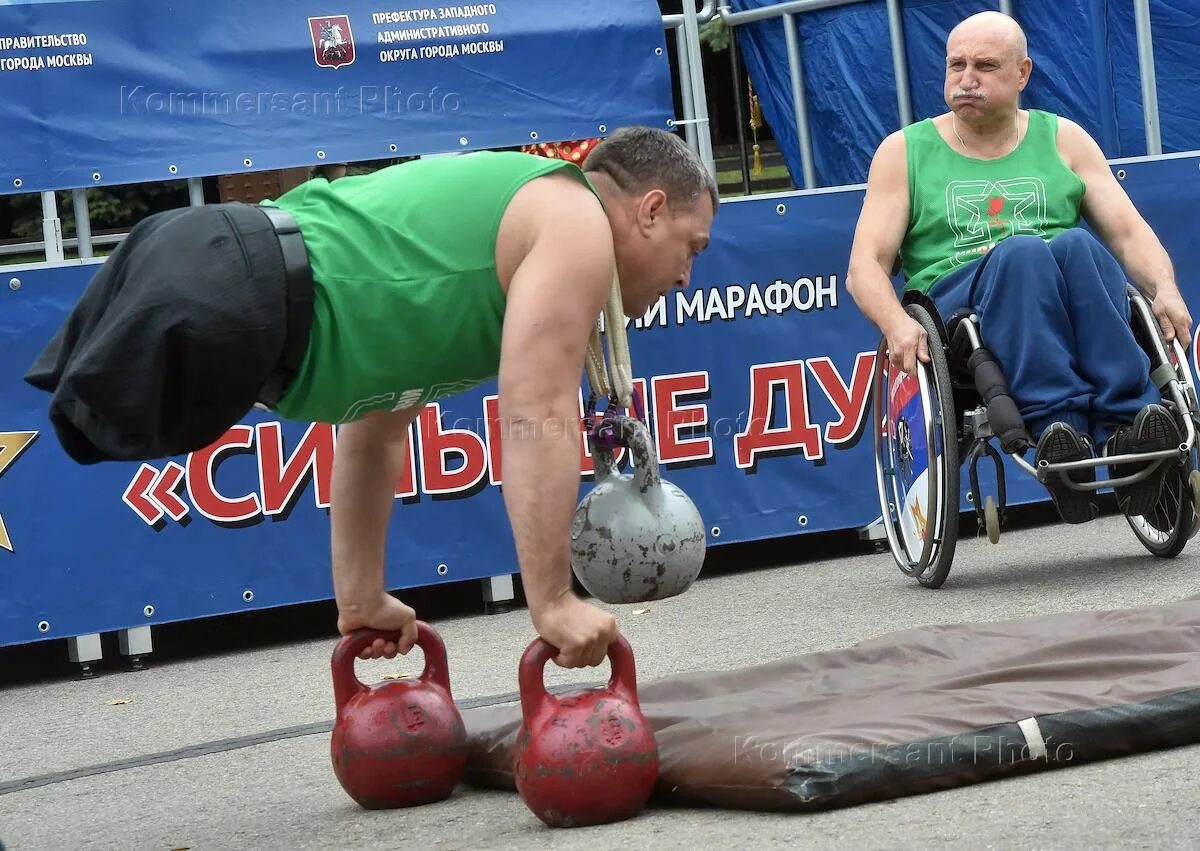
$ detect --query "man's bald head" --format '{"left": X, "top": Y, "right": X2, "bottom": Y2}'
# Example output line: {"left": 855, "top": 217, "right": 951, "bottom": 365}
{"left": 948, "top": 11, "right": 1028, "bottom": 62}
{"left": 943, "top": 11, "right": 1033, "bottom": 127}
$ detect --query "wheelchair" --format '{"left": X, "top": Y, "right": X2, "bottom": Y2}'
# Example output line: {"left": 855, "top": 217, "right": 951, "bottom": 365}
{"left": 871, "top": 284, "right": 1200, "bottom": 588}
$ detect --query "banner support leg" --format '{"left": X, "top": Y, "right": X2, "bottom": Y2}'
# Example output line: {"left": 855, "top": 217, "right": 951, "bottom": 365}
{"left": 119, "top": 626, "right": 153, "bottom": 672}
{"left": 482, "top": 575, "right": 516, "bottom": 615}
{"left": 67, "top": 633, "right": 103, "bottom": 679}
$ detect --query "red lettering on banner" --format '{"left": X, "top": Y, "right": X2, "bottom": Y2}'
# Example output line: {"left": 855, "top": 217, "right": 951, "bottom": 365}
{"left": 807, "top": 352, "right": 876, "bottom": 445}
{"left": 483, "top": 395, "right": 503, "bottom": 486}
{"left": 482, "top": 391, "right": 617, "bottom": 486}
{"left": 578, "top": 391, "right": 597, "bottom": 478}
{"left": 257, "top": 422, "right": 335, "bottom": 514}
{"left": 417, "top": 403, "right": 488, "bottom": 495}
{"left": 394, "top": 423, "right": 419, "bottom": 499}
{"left": 186, "top": 425, "right": 262, "bottom": 523}
{"left": 122, "top": 461, "right": 189, "bottom": 526}
{"left": 734, "top": 361, "right": 822, "bottom": 469}
{"left": 652, "top": 372, "right": 713, "bottom": 463}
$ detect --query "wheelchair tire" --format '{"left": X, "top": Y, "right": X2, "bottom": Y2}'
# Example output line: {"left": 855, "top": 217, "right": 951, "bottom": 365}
{"left": 1125, "top": 452, "right": 1199, "bottom": 558}
{"left": 872, "top": 302, "right": 960, "bottom": 588}
{"left": 1123, "top": 286, "right": 1200, "bottom": 557}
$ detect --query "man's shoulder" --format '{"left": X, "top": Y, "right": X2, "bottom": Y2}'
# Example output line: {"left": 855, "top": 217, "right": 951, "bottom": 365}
{"left": 495, "top": 163, "right": 612, "bottom": 280}
{"left": 872, "top": 118, "right": 940, "bottom": 163}
{"left": 866, "top": 126, "right": 914, "bottom": 181}
{"left": 1029, "top": 109, "right": 1087, "bottom": 141}
{"left": 1034, "top": 111, "right": 1104, "bottom": 168}
{"left": 507, "top": 164, "right": 606, "bottom": 224}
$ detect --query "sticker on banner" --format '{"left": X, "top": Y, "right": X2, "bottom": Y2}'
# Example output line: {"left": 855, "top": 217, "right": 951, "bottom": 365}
{"left": 309, "top": 15, "right": 356, "bottom": 69}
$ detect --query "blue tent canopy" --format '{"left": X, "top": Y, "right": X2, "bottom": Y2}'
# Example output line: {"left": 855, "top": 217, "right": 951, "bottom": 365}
{"left": 729, "top": 0, "right": 1200, "bottom": 189}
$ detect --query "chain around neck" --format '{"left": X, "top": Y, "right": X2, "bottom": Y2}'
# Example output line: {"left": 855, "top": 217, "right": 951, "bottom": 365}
{"left": 952, "top": 111, "right": 1022, "bottom": 157}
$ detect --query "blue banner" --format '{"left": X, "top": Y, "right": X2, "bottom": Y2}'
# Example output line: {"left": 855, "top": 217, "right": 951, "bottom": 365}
{"left": 0, "top": 0, "right": 673, "bottom": 194}
{"left": 2, "top": 152, "right": 1198, "bottom": 648}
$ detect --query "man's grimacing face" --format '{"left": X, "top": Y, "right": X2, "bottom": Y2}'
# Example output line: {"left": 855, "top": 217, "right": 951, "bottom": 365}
{"left": 943, "top": 17, "right": 1030, "bottom": 124}
{"left": 616, "top": 189, "right": 714, "bottom": 317}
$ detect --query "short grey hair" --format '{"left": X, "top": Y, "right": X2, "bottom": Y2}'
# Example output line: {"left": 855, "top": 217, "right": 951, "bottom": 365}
{"left": 583, "top": 126, "right": 718, "bottom": 211}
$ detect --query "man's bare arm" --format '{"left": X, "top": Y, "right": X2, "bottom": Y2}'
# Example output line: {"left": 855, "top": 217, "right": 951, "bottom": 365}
{"left": 1065, "top": 119, "right": 1174, "bottom": 297}
{"left": 496, "top": 178, "right": 618, "bottom": 666}
{"left": 845, "top": 130, "right": 929, "bottom": 373}
{"left": 846, "top": 131, "right": 911, "bottom": 329}
{"left": 329, "top": 405, "right": 421, "bottom": 657}
{"left": 1063, "top": 118, "right": 1191, "bottom": 342}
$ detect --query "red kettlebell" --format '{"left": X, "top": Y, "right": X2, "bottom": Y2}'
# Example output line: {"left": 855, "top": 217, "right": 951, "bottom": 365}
{"left": 512, "top": 634, "right": 659, "bottom": 828}
{"left": 329, "top": 622, "right": 468, "bottom": 810}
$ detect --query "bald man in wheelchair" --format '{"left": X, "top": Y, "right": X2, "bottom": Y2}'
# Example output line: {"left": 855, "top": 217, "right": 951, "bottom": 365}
{"left": 846, "top": 11, "right": 1193, "bottom": 525}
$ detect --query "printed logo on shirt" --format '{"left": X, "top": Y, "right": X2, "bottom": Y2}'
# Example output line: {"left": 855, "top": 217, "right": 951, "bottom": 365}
{"left": 339, "top": 378, "right": 489, "bottom": 423}
{"left": 945, "top": 177, "right": 1048, "bottom": 267}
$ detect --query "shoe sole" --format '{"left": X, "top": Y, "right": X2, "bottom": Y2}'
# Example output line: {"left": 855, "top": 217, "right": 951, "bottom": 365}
{"left": 1038, "top": 426, "right": 1098, "bottom": 525}
{"left": 1114, "top": 407, "right": 1180, "bottom": 517}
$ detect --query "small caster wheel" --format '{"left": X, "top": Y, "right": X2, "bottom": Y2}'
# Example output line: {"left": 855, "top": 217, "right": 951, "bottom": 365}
{"left": 126, "top": 655, "right": 148, "bottom": 672}
{"left": 984, "top": 495, "right": 1001, "bottom": 544}
{"left": 76, "top": 661, "right": 99, "bottom": 680}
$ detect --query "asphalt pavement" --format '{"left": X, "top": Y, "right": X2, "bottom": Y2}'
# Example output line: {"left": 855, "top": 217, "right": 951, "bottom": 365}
{"left": 2, "top": 506, "right": 1199, "bottom": 850}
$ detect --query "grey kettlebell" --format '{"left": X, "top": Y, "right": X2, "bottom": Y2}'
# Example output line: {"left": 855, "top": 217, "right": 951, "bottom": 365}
{"left": 570, "top": 414, "right": 707, "bottom": 604}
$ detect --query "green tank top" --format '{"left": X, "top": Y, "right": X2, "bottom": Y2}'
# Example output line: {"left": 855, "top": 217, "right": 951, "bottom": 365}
{"left": 900, "top": 109, "right": 1086, "bottom": 295}
{"left": 261, "top": 152, "right": 600, "bottom": 424}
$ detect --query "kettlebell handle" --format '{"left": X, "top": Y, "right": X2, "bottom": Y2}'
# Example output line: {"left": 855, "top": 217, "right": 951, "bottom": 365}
{"left": 330, "top": 621, "right": 453, "bottom": 713}
{"left": 590, "top": 416, "right": 661, "bottom": 493}
{"left": 620, "top": 417, "right": 660, "bottom": 493}
{"left": 517, "top": 633, "right": 642, "bottom": 723}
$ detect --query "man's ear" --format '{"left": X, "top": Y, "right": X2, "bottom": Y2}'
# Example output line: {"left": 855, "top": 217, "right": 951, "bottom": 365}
{"left": 1017, "top": 56, "right": 1033, "bottom": 91}
{"left": 636, "top": 189, "right": 669, "bottom": 233}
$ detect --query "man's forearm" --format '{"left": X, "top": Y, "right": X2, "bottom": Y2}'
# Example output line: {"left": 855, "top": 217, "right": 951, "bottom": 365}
{"left": 499, "top": 396, "right": 581, "bottom": 612}
{"left": 330, "top": 423, "right": 409, "bottom": 612}
{"left": 1111, "top": 224, "right": 1178, "bottom": 300}
{"left": 847, "top": 261, "right": 908, "bottom": 333}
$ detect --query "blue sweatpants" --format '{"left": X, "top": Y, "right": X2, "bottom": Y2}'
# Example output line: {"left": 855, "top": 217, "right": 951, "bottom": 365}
{"left": 928, "top": 228, "right": 1160, "bottom": 445}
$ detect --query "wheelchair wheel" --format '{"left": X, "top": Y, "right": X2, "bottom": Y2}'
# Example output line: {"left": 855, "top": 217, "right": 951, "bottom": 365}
{"left": 872, "top": 302, "right": 960, "bottom": 588}
{"left": 1124, "top": 287, "right": 1200, "bottom": 557}
{"left": 1126, "top": 455, "right": 1199, "bottom": 558}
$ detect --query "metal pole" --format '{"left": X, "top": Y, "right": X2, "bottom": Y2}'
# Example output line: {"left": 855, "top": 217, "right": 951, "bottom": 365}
{"left": 41, "top": 191, "right": 64, "bottom": 263}
{"left": 1087, "top": 0, "right": 1119, "bottom": 154}
{"left": 729, "top": 32, "right": 753, "bottom": 195}
{"left": 1133, "top": 0, "right": 1162, "bottom": 156}
{"left": 662, "top": 0, "right": 719, "bottom": 30}
{"left": 722, "top": 0, "right": 867, "bottom": 27}
{"left": 998, "top": 0, "right": 1013, "bottom": 15}
{"left": 72, "top": 189, "right": 93, "bottom": 260}
{"left": 188, "top": 177, "right": 205, "bottom": 206}
{"left": 675, "top": 25, "right": 699, "bottom": 152}
{"left": 782, "top": 14, "right": 816, "bottom": 189}
{"left": 680, "top": 0, "right": 717, "bottom": 179}
{"left": 885, "top": 0, "right": 912, "bottom": 127}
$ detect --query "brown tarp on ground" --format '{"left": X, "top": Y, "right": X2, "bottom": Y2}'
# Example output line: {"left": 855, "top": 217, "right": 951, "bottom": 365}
{"left": 462, "top": 598, "right": 1200, "bottom": 812}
